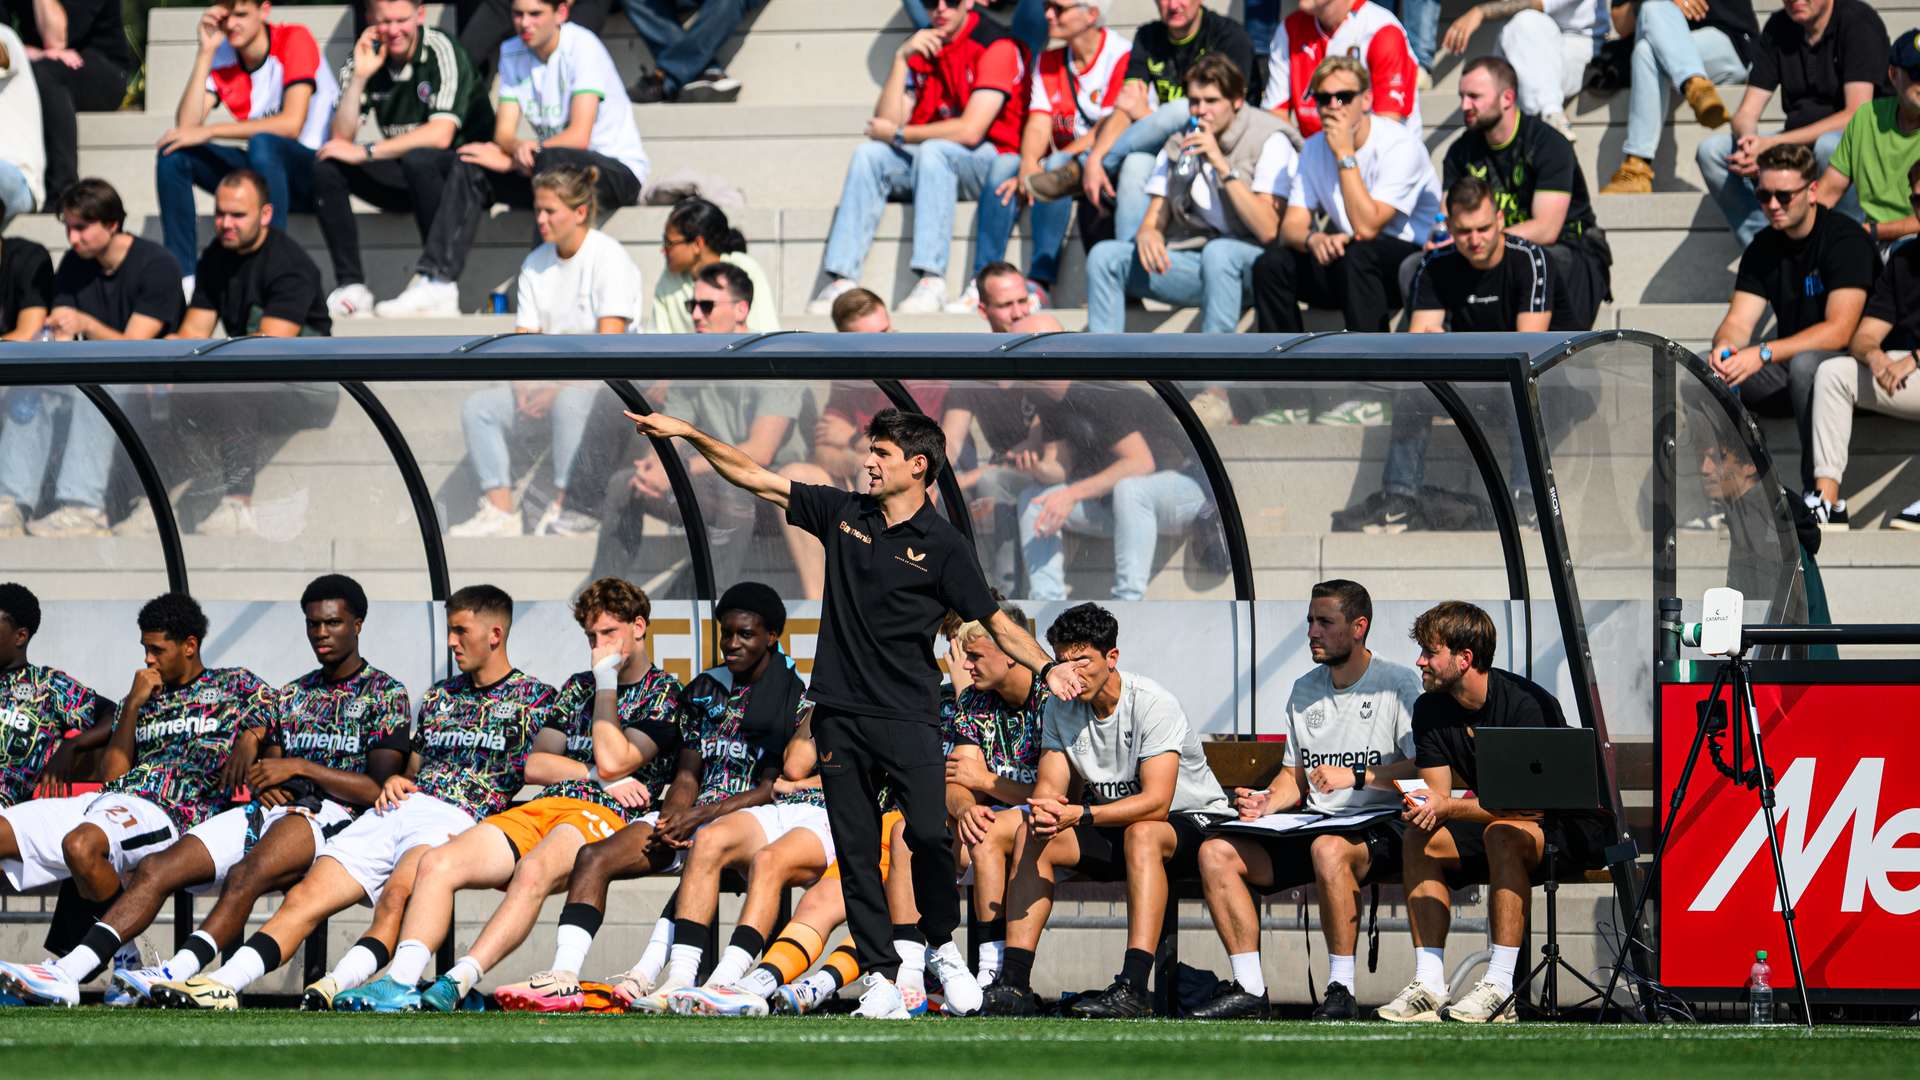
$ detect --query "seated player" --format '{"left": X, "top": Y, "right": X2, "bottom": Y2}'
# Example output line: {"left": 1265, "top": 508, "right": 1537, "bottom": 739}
{"left": 1381, "top": 601, "right": 1614, "bottom": 1024}
{"left": 0, "top": 583, "right": 117, "bottom": 814}
{"left": 0, "top": 594, "right": 275, "bottom": 1006}
{"left": 332, "top": 578, "right": 682, "bottom": 1012}
{"left": 939, "top": 602, "right": 1046, "bottom": 986}
{"left": 152, "top": 585, "right": 555, "bottom": 1010}
{"left": 7, "top": 576, "right": 410, "bottom": 1007}
{"left": 1189, "top": 579, "right": 1421, "bottom": 1021}
{"left": 492, "top": 582, "right": 804, "bottom": 1013}
{"left": 983, "top": 603, "right": 1232, "bottom": 1018}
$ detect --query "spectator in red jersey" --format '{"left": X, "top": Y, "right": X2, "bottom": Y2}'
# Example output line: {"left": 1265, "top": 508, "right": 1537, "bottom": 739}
{"left": 807, "top": 0, "right": 1030, "bottom": 318}
{"left": 966, "top": 0, "right": 1130, "bottom": 312}
{"left": 154, "top": 0, "right": 341, "bottom": 292}
{"left": 1263, "top": 0, "right": 1422, "bottom": 138}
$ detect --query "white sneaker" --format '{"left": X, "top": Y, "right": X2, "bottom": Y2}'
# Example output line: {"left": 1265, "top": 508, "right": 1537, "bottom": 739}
{"left": 0, "top": 497, "right": 26, "bottom": 537}
{"left": 1441, "top": 978, "right": 1517, "bottom": 1023}
{"left": 374, "top": 274, "right": 461, "bottom": 318}
{"left": 113, "top": 497, "right": 160, "bottom": 536}
{"left": 1187, "top": 392, "right": 1233, "bottom": 430}
{"left": 327, "top": 283, "right": 377, "bottom": 319}
{"left": 1315, "top": 400, "right": 1388, "bottom": 426}
{"left": 0, "top": 960, "right": 79, "bottom": 1006}
{"left": 448, "top": 497, "right": 523, "bottom": 538}
{"left": 927, "top": 941, "right": 981, "bottom": 1016}
{"left": 102, "top": 943, "right": 147, "bottom": 1007}
{"left": 667, "top": 984, "right": 769, "bottom": 1017}
{"left": 26, "top": 504, "right": 110, "bottom": 538}
{"left": 896, "top": 276, "right": 948, "bottom": 315}
{"left": 112, "top": 963, "right": 176, "bottom": 1004}
{"left": 772, "top": 972, "right": 834, "bottom": 1015}
{"left": 805, "top": 277, "right": 857, "bottom": 316}
{"left": 943, "top": 282, "right": 980, "bottom": 315}
{"left": 1376, "top": 979, "right": 1446, "bottom": 1023}
{"left": 630, "top": 972, "right": 692, "bottom": 1014}
{"left": 851, "top": 972, "right": 911, "bottom": 1019}
{"left": 1540, "top": 110, "right": 1578, "bottom": 144}
{"left": 195, "top": 496, "right": 258, "bottom": 537}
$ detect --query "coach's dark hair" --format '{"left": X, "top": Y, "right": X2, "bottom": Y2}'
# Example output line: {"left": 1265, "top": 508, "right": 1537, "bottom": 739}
{"left": 0, "top": 583, "right": 42, "bottom": 638}
{"left": 448, "top": 584, "right": 515, "bottom": 627}
{"left": 217, "top": 168, "right": 271, "bottom": 206}
{"left": 1311, "top": 579, "right": 1373, "bottom": 640}
{"left": 59, "top": 178, "right": 127, "bottom": 230}
{"left": 667, "top": 197, "right": 747, "bottom": 255}
{"left": 301, "top": 574, "right": 369, "bottom": 621}
{"left": 1463, "top": 55, "right": 1518, "bottom": 95}
{"left": 867, "top": 408, "right": 946, "bottom": 485}
{"left": 1184, "top": 51, "right": 1246, "bottom": 102}
{"left": 1446, "top": 175, "right": 1496, "bottom": 216}
{"left": 1411, "top": 601, "right": 1496, "bottom": 673}
{"left": 1047, "top": 603, "right": 1120, "bottom": 655}
{"left": 139, "top": 592, "right": 208, "bottom": 644}
{"left": 697, "top": 261, "right": 754, "bottom": 307}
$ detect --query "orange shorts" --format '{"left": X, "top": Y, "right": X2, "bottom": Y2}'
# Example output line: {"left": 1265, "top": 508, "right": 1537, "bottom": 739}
{"left": 822, "top": 809, "right": 904, "bottom": 881}
{"left": 482, "top": 797, "right": 625, "bottom": 857}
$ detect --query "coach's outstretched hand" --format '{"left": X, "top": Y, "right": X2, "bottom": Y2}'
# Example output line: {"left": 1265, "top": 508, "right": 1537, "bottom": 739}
{"left": 624, "top": 411, "right": 695, "bottom": 442}
{"left": 1044, "top": 659, "right": 1088, "bottom": 701}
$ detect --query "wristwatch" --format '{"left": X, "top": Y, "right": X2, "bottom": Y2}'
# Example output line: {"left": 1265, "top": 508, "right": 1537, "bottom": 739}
{"left": 1352, "top": 766, "right": 1367, "bottom": 791}
{"left": 1759, "top": 343, "right": 1774, "bottom": 365}
{"left": 1221, "top": 167, "right": 1244, "bottom": 185}
{"left": 1337, "top": 154, "right": 1360, "bottom": 171}
{"left": 892, "top": 129, "right": 907, "bottom": 150}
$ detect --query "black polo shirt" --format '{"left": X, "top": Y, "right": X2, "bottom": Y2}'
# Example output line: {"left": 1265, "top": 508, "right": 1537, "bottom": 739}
{"left": 787, "top": 482, "right": 999, "bottom": 724}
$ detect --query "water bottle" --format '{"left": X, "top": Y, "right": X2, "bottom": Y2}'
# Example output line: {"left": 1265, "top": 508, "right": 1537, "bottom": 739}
{"left": 151, "top": 386, "right": 172, "bottom": 422}
{"left": 1429, "top": 212, "right": 1449, "bottom": 247}
{"left": 1747, "top": 950, "right": 1773, "bottom": 1025}
{"left": 1174, "top": 115, "right": 1204, "bottom": 178}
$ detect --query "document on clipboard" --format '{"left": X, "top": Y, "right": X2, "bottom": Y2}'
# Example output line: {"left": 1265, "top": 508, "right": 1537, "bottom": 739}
{"left": 1205, "top": 805, "right": 1400, "bottom": 836}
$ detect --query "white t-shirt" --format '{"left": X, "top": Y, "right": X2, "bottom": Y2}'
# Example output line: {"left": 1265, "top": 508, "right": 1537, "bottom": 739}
{"left": 1282, "top": 657, "right": 1423, "bottom": 814}
{"left": 1042, "top": 672, "right": 1230, "bottom": 815}
{"left": 1146, "top": 130, "right": 1299, "bottom": 236}
{"left": 1289, "top": 117, "right": 1442, "bottom": 244}
{"left": 0, "top": 26, "right": 44, "bottom": 208}
{"left": 499, "top": 23, "right": 650, "bottom": 184}
{"left": 1545, "top": 0, "right": 1608, "bottom": 39}
{"left": 515, "top": 229, "right": 642, "bottom": 333}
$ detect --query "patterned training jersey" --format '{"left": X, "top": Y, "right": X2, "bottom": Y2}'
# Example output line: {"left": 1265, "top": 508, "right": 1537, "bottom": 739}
{"left": 102, "top": 667, "right": 277, "bottom": 830}
{"left": 678, "top": 666, "right": 800, "bottom": 807}
{"left": 271, "top": 664, "right": 412, "bottom": 784}
{"left": 532, "top": 666, "right": 684, "bottom": 821}
{"left": 946, "top": 679, "right": 1048, "bottom": 787}
{"left": 0, "top": 664, "right": 105, "bottom": 807}
{"left": 404, "top": 669, "right": 554, "bottom": 820}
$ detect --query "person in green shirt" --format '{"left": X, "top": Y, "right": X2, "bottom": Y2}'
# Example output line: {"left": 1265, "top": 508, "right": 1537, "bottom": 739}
{"left": 650, "top": 198, "right": 779, "bottom": 334}
{"left": 1818, "top": 33, "right": 1920, "bottom": 248}
{"left": 314, "top": 0, "right": 495, "bottom": 318}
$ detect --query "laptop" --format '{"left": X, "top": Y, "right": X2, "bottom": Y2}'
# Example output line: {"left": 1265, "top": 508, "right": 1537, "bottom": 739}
{"left": 1475, "top": 727, "right": 1602, "bottom": 814}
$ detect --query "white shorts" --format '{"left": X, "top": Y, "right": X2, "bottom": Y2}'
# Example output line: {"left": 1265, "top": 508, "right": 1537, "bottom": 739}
{"left": 317, "top": 794, "right": 474, "bottom": 905}
{"left": 739, "top": 803, "right": 836, "bottom": 865}
{"left": 182, "top": 799, "right": 357, "bottom": 892}
{"left": 0, "top": 793, "right": 179, "bottom": 892}
{"left": 631, "top": 810, "right": 703, "bottom": 873}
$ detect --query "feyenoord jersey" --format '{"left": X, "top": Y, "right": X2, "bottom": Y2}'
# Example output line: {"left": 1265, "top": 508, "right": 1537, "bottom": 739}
{"left": 103, "top": 667, "right": 277, "bottom": 830}
{"left": 946, "top": 680, "right": 1047, "bottom": 786}
{"left": 408, "top": 669, "right": 553, "bottom": 820}
{"left": 0, "top": 664, "right": 103, "bottom": 807}
{"left": 272, "top": 664, "right": 411, "bottom": 779}
{"left": 532, "top": 666, "right": 684, "bottom": 820}
{"left": 678, "top": 666, "right": 793, "bottom": 808}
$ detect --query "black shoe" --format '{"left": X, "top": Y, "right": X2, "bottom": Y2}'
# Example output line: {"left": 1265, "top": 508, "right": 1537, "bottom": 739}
{"left": 982, "top": 981, "right": 1038, "bottom": 1016}
{"left": 679, "top": 66, "right": 741, "bottom": 103}
{"left": 1066, "top": 979, "right": 1153, "bottom": 1019}
{"left": 1188, "top": 981, "right": 1271, "bottom": 1020}
{"left": 1311, "top": 982, "right": 1358, "bottom": 1020}
{"left": 628, "top": 70, "right": 674, "bottom": 103}
{"left": 1330, "top": 491, "right": 1385, "bottom": 532}
{"left": 1358, "top": 493, "right": 1419, "bottom": 535}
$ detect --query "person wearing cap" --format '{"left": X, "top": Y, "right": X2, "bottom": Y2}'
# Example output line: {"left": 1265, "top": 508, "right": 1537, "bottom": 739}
{"left": 1817, "top": 31, "right": 1920, "bottom": 250}
{"left": 622, "top": 403, "right": 1085, "bottom": 1020}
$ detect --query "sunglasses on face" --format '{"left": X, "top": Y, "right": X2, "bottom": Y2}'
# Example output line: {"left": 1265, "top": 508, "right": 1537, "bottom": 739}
{"left": 1755, "top": 184, "right": 1807, "bottom": 205}
{"left": 1312, "top": 89, "right": 1361, "bottom": 108}
{"left": 930, "top": 0, "right": 965, "bottom": 9}
{"left": 685, "top": 298, "right": 721, "bottom": 315}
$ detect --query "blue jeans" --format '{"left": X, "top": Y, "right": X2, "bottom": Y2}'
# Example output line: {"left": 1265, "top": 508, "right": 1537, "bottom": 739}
{"left": 1101, "top": 100, "right": 1190, "bottom": 244}
{"left": 155, "top": 135, "right": 316, "bottom": 275}
{"left": 1698, "top": 128, "right": 1856, "bottom": 246}
{"left": 1085, "top": 236, "right": 1262, "bottom": 334}
{"left": 462, "top": 384, "right": 598, "bottom": 493}
{"left": 901, "top": 0, "right": 1045, "bottom": 57}
{"left": 1397, "top": 0, "right": 1440, "bottom": 70}
{"left": 1381, "top": 391, "right": 1531, "bottom": 500}
{"left": 1019, "top": 471, "right": 1207, "bottom": 601}
{"left": 822, "top": 139, "right": 1001, "bottom": 281}
{"left": 976, "top": 149, "right": 1075, "bottom": 286}
{"left": 0, "top": 160, "right": 34, "bottom": 226}
{"left": 1624, "top": 1, "right": 1747, "bottom": 161}
{"left": 620, "top": 0, "right": 748, "bottom": 93}
{"left": 0, "top": 387, "right": 119, "bottom": 512}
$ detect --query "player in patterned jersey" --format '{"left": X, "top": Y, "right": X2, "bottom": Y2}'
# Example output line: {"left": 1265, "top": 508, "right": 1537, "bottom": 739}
{"left": 494, "top": 582, "right": 803, "bottom": 1013}
{"left": 334, "top": 578, "right": 683, "bottom": 1013}
{"left": 153, "top": 585, "right": 554, "bottom": 1010}
{"left": 0, "top": 593, "right": 275, "bottom": 1006}
{"left": 2, "top": 576, "right": 411, "bottom": 1007}
{"left": 0, "top": 583, "right": 117, "bottom": 811}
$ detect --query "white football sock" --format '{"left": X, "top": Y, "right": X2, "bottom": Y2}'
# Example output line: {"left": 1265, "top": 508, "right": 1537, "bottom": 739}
{"left": 327, "top": 944, "right": 382, "bottom": 991}
{"left": 448, "top": 956, "right": 485, "bottom": 996}
{"left": 1328, "top": 953, "right": 1356, "bottom": 990}
{"left": 632, "top": 918, "right": 673, "bottom": 982}
{"left": 736, "top": 967, "right": 779, "bottom": 998}
{"left": 707, "top": 946, "right": 754, "bottom": 989}
{"left": 1486, "top": 944, "right": 1519, "bottom": 995}
{"left": 385, "top": 939, "right": 433, "bottom": 987}
{"left": 1229, "top": 951, "right": 1266, "bottom": 997}
{"left": 1415, "top": 947, "right": 1447, "bottom": 997}
{"left": 975, "top": 939, "right": 1005, "bottom": 981}
{"left": 212, "top": 947, "right": 267, "bottom": 992}
{"left": 165, "top": 932, "right": 220, "bottom": 980}
{"left": 54, "top": 943, "right": 104, "bottom": 982}
{"left": 552, "top": 924, "right": 595, "bottom": 978}
{"left": 666, "top": 943, "right": 702, "bottom": 986}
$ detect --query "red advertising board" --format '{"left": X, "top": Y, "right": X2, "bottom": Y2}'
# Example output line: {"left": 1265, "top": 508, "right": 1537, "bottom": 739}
{"left": 1658, "top": 681, "right": 1920, "bottom": 991}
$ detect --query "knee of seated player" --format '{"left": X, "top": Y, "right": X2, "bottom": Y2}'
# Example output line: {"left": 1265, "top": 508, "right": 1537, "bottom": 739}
{"left": 1122, "top": 820, "right": 1175, "bottom": 867}
{"left": 59, "top": 823, "right": 110, "bottom": 873}
{"left": 1196, "top": 835, "right": 1245, "bottom": 882}
{"left": 1309, "top": 834, "right": 1362, "bottom": 881}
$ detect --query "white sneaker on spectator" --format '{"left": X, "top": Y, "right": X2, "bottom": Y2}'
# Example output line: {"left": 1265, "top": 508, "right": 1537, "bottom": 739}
{"left": 943, "top": 282, "right": 979, "bottom": 315}
{"left": 0, "top": 496, "right": 23, "bottom": 538}
{"left": 113, "top": 497, "right": 160, "bottom": 536}
{"left": 1315, "top": 400, "right": 1387, "bottom": 426}
{"left": 449, "top": 497, "right": 523, "bottom": 538}
{"left": 806, "top": 277, "right": 857, "bottom": 316}
{"left": 680, "top": 66, "right": 741, "bottom": 103}
{"left": 327, "top": 283, "right": 377, "bottom": 319}
{"left": 532, "top": 502, "right": 599, "bottom": 537}
{"left": 196, "top": 497, "right": 258, "bottom": 537}
{"left": 181, "top": 275, "right": 196, "bottom": 306}
{"left": 375, "top": 275, "right": 460, "bottom": 318}
{"left": 896, "top": 275, "right": 948, "bottom": 315}
{"left": 1540, "top": 110, "right": 1577, "bottom": 144}
{"left": 27, "top": 504, "right": 109, "bottom": 538}
{"left": 1187, "top": 391, "right": 1233, "bottom": 429}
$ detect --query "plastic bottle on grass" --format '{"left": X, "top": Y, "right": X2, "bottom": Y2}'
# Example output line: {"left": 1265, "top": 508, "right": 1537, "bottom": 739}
{"left": 1747, "top": 950, "right": 1773, "bottom": 1025}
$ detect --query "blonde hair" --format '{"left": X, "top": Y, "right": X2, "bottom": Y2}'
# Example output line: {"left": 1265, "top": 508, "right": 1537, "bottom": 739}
{"left": 1309, "top": 55, "right": 1370, "bottom": 94}
{"left": 532, "top": 163, "right": 600, "bottom": 221}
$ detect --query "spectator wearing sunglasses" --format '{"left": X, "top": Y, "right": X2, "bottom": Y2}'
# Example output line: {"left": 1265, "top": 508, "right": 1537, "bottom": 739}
{"left": 1707, "top": 143, "right": 1874, "bottom": 526}
{"left": 1817, "top": 32, "right": 1920, "bottom": 251}
{"left": 651, "top": 197, "right": 779, "bottom": 334}
{"left": 687, "top": 261, "right": 753, "bottom": 333}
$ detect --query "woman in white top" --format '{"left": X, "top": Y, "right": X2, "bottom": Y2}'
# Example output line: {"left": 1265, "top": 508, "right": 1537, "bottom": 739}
{"left": 650, "top": 197, "right": 780, "bottom": 334}
{"left": 450, "top": 164, "right": 641, "bottom": 538}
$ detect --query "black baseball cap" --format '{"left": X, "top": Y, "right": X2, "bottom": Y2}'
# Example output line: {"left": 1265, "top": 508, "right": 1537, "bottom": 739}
{"left": 1892, "top": 28, "right": 1920, "bottom": 70}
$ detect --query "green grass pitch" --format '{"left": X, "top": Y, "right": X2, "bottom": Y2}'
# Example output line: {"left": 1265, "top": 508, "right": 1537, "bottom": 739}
{"left": 2, "top": 1010, "right": 1917, "bottom": 1079}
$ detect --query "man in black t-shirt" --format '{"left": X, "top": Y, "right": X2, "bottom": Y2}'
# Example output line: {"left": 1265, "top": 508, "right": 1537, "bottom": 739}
{"left": 1377, "top": 602, "right": 1613, "bottom": 1025}
{"left": 1443, "top": 57, "right": 1609, "bottom": 331}
{"left": 1701, "top": 0, "right": 1887, "bottom": 246}
{"left": 1709, "top": 143, "right": 1873, "bottom": 521}
{"left": 6, "top": 0, "right": 137, "bottom": 203}
{"left": 0, "top": 228, "right": 51, "bottom": 340}
{"left": 0, "top": 224, "right": 53, "bottom": 536}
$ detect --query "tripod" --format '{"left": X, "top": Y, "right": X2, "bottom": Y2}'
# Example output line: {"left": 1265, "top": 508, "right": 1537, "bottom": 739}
{"left": 1496, "top": 841, "right": 1611, "bottom": 1020}
{"left": 1599, "top": 651, "right": 1813, "bottom": 1029}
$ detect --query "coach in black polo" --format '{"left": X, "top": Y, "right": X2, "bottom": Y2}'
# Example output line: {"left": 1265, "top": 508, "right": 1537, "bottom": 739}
{"left": 625, "top": 405, "right": 1080, "bottom": 1018}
